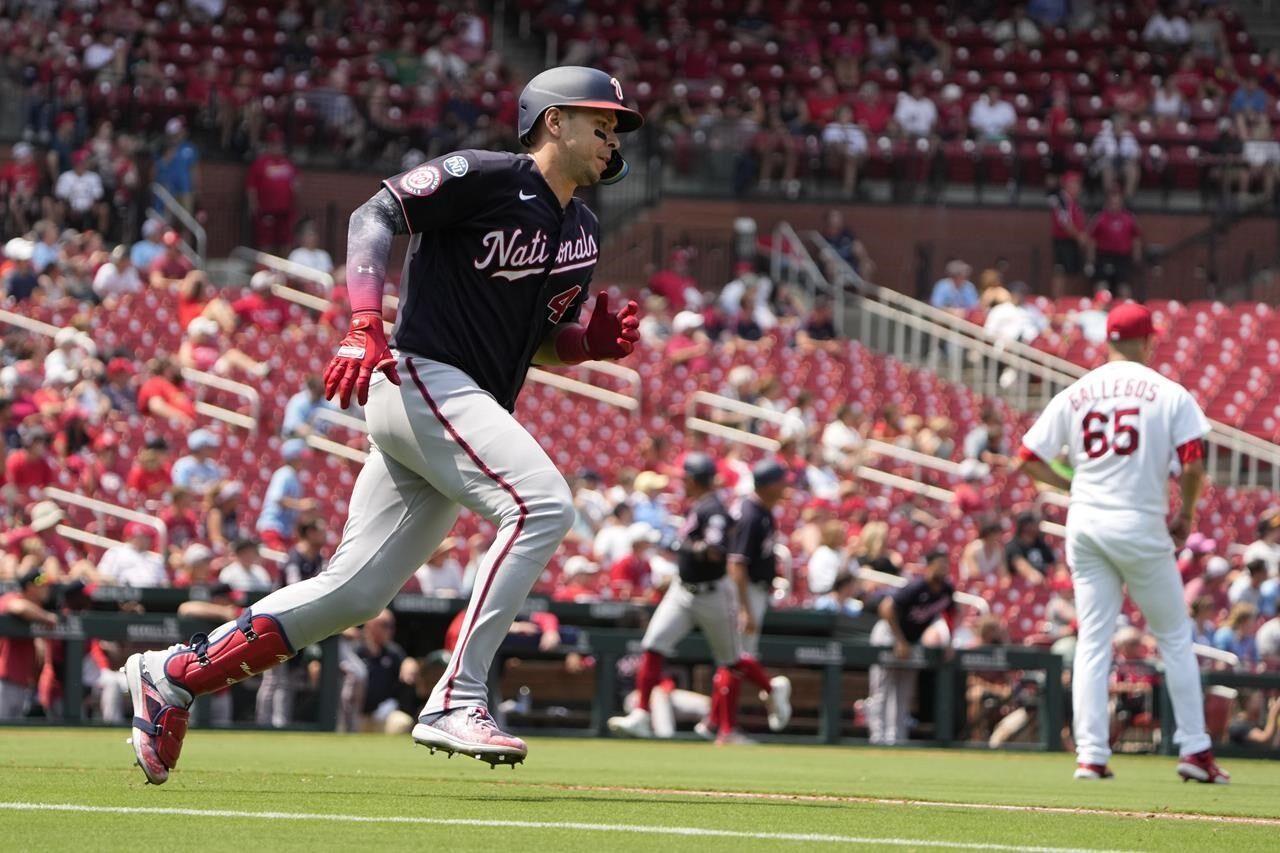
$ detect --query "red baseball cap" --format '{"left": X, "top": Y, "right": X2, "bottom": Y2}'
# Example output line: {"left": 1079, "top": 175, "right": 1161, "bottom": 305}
{"left": 162, "top": 230, "right": 180, "bottom": 247}
{"left": 124, "top": 521, "right": 155, "bottom": 540}
{"left": 1106, "top": 301, "right": 1154, "bottom": 342}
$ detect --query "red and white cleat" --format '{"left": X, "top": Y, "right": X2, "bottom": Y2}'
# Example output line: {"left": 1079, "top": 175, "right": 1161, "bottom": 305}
{"left": 412, "top": 707, "right": 527, "bottom": 768}
{"left": 124, "top": 653, "right": 191, "bottom": 785}
{"left": 1177, "top": 750, "right": 1230, "bottom": 784}
{"left": 1073, "top": 763, "right": 1115, "bottom": 780}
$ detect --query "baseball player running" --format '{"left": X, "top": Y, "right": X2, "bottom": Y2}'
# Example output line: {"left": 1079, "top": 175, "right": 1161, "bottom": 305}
{"left": 1018, "top": 302, "right": 1228, "bottom": 783}
{"left": 726, "top": 458, "right": 792, "bottom": 731}
{"left": 608, "top": 454, "right": 790, "bottom": 743}
{"left": 124, "top": 66, "right": 643, "bottom": 782}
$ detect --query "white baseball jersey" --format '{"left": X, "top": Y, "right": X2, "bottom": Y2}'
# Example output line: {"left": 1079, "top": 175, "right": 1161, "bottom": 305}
{"left": 1020, "top": 360, "right": 1210, "bottom": 517}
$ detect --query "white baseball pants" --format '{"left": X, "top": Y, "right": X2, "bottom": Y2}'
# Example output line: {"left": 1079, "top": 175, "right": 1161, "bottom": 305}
{"left": 642, "top": 577, "right": 742, "bottom": 667}
{"left": 1067, "top": 506, "right": 1210, "bottom": 766}
{"left": 203, "top": 356, "right": 574, "bottom": 716}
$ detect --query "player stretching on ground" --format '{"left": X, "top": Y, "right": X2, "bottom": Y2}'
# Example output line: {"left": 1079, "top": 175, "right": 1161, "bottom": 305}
{"left": 608, "top": 454, "right": 790, "bottom": 743}
{"left": 1018, "top": 302, "right": 1228, "bottom": 783}
{"left": 124, "top": 66, "right": 643, "bottom": 782}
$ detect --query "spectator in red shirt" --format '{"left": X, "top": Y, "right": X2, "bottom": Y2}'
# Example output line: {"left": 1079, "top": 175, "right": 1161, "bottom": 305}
{"left": 147, "top": 231, "right": 195, "bottom": 289}
{"left": 5, "top": 427, "right": 55, "bottom": 497}
{"left": 666, "top": 310, "right": 712, "bottom": 371}
{"left": 246, "top": 128, "right": 298, "bottom": 255}
{"left": 2, "top": 142, "right": 44, "bottom": 234}
{"left": 137, "top": 359, "right": 196, "bottom": 426}
{"left": 853, "top": 81, "right": 892, "bottom": 134}
{"left": 1049, "top": 171, "right": 1090, "bottom": 292}
{"left": 125, "top": 436, "right": 173, "bottom": 500}
{"left": 0, "top": 568, "right": 58, "bottom": 719}
{"left": 648, "top": 250, "right": 697, "bottom": 311}
{"left": 1088, "top": 189, "right": 1143, "bottom": 294}
{"left": 609, "top": 523, "right": 660, "bottom": 600}
{"left": 159, "top": 486, "right": 202, "bottom": 554}
{"left": 233, "top": 270, "right": 291, "bottom": 334}
{"left": 554, "top": 555, "right": 605, "bottom": 602}
{"left": 805, "top": 76, "right": 844, "bottom": 126}
{"left": 176, "top": 270, "right": 236, "bottom": 333}
{"left": 77, "top": 429, "right": 127, "bottom": 497}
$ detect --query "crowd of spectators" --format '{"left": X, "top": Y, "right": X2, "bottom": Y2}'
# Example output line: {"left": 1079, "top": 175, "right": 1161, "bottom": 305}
{"left": 534, "top": 1, "right": 1280, "bottom": 203}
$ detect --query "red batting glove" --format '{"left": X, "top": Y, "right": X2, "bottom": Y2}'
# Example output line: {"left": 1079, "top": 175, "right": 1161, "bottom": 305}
{"left": 323, "top": 310, "right": 400, "bottom": 408}
{"left": 555, "top": 292, "right": 641, "bottom": 364}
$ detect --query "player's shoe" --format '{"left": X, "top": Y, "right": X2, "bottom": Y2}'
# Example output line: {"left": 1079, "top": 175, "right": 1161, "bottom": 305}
{"left": 763, "top": 675, "right": 792, "bottom": 731}
{"left": 607, "top": 707, "right": 654, "bottom": 739}
{"left": 1177, "top": 750, "right": 1230, "bottom": 784}
{"left": 715, "top": 728, "right": 756, "bottom": 746}
{"left": 412, "top": 707, "right": 527, "bottom": 768}
{"left": 693, "top": 718, "right": 716, "bottom": 741}
{"left": 1073, "top": 763, "right": 1114, "bottom": 780}
{"left": 124, "top": 651, "right": 192, "bottom": 785}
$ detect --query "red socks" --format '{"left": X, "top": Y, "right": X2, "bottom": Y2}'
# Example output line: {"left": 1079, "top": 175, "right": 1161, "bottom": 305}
{"left": 635, "top": 650, "right": 664, "bottom": 712}
{"left": 712, "top": 666, "right": 741, "bottom": 732}
{"left": 734, "top": 655, "right": 772, "bottom": 694}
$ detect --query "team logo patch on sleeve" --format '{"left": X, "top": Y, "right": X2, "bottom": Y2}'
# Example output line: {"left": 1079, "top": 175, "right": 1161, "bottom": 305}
{"left": 442, "top": 156, "right": 470, "bottom": 178}
{"left": 401, "top": 165, "right": 441, "bottom": 196}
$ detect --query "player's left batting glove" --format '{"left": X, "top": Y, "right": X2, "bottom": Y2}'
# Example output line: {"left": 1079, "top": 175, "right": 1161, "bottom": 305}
{"left": 554, "top": 292, "right": 640, "bottom": 364}
{"left": 323, "top": 310, "right": 401, "bottom": 408}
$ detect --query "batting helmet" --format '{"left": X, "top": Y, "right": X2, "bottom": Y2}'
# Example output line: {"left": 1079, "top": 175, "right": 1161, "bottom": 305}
{"left": 518, "top": 66, "right": 643, "bottom": 185}
{"left": 682, "top": 452, "right": 717, "bottom": 486}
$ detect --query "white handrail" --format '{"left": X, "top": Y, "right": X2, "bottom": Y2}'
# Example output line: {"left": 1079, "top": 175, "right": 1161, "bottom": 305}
{"left": 855, "top": 566, "right": 990, "bottom": 614}
{"left": 808, "top": 229, "right": 1280, "bottom": 487}
{"left": 685, "top": 416, "right": 781, "bottom": 451}
{"left": 150, "top": 182, "right": 206, "bottom": 265}
{"left": 526, "top": 367, "right": 639, "bottom": 412}
{"left": 54, "top": 525, "right": 164, "bottom": 559}
{"left": 572, "top": 359, "right": 643, "bottom": 407}
{"left": 1193, "top": 643, "right": 1239, "bottom": 668}
{"left": 305, "top": 433, "right": 368, "bottom": 464}
{"left": 0, "top": 308, "right": 59, "bottom": 337}
{"left": 44, "top": 486, "right": 168, "bottom": 555}
{"left": 181, "top": 368, "right": 261, "bottom": 433}
{"left": 231, "top": 246, "right": 334, "bottom": 292}
{"left": 863, "top": 438, "right": 963, "bottom": 476}
{"left": 312, "top": 407, "right": 369, "bottom": 434}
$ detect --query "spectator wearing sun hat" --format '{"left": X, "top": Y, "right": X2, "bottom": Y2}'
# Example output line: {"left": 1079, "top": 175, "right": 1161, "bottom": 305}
{"left": 232, "top": 269, "right": 291, "bottom": 334}
{"left": 1184, "top": 554, "right": 1232, "bottom": 611}
{"left": 96, "top": 522, "right": 167, "bottom": 588}
{"left": 1243, "top": 511, "right": 1280, "bottom": 577}
{"left": 256, "top": 438, "right": 318, "bottom": 553}
{"left": 171, "top": 429, "right": 226, "bottom": 495}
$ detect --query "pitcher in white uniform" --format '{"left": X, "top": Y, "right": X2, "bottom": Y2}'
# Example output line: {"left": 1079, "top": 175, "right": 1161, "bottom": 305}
{"left": 1017, "top": 301, "right": 1229, "bottom": 784}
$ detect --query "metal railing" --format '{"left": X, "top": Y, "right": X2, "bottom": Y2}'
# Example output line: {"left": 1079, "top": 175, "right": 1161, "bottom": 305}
{"left": 151, "top": 182, "right": 206, "bottom": 266}
{"left": 231, "top": 246, "right": 335, "bottom": 293}
{"left": 805, "top": 229, "right": 1280, "bottom": 491}
{"left": 42, "top": 487, "right": 167, "bottom": 557}
{"left": 0, "top": 308, "right": 59, "bottom": 337}
{"left": 181, "top": 368, "right": 261, "bottom": 432}
{"left": 774, "top": 222, "right": 845, "bottom": 336}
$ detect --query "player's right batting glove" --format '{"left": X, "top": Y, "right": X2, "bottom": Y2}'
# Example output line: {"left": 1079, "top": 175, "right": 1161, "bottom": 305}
{"left": 323, "top": 310, "right": 400, "bottom": 408}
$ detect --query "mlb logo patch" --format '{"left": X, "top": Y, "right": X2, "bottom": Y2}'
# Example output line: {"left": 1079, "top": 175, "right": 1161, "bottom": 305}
{"left": 401, "top": 165, "right": 441, "bottom": 196}
{"left": 443, "top": 156, "right": 470, "bottom": 178}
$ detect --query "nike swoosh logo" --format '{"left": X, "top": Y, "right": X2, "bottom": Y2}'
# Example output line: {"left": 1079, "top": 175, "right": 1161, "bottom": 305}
{"left": 518, "top": 191, "right": 537, "bottom": 201}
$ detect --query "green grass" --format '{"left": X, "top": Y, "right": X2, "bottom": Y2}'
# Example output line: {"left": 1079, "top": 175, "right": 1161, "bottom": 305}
{"left": 1, "top": 729, "right": 1278, "bottom": 851}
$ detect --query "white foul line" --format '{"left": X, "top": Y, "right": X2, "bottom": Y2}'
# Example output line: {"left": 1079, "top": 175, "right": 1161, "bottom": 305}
{"left": 0, "top": 802, "right": 1132, "bottom": 853}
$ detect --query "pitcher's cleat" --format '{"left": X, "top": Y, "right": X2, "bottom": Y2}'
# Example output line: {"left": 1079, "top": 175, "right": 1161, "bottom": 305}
{"left": 1177, "top": 750, "right": 1230, "bottom": 784}
{"left": 124, "top": 654, "right": 190, "bottom": 785}
{"left": 412, "top": 707, "right": 527, "bottom": 767}
{"left": 607, "top": 707, "right": 654, "bottom": 738}
{"left": 693, "top": 718, "right": 716, "bottom": 741}
{"left": 764, "top": 675, "right": 792, "bottom": 731}
{"left": 715, "top": 728, "right": 756, "bottom": 746}
{"left": 1073, "top": 763, "right": 1114, "bottom": 780}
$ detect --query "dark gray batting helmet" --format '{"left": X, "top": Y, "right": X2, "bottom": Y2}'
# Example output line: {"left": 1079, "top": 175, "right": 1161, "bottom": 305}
{"left": 517, "top": 66, "right": 643, "bottom": 184}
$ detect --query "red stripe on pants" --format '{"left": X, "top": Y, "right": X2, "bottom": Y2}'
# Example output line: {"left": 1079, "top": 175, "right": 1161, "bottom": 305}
{"left": 406, "top": 358, "right": 528, "bottom": 710}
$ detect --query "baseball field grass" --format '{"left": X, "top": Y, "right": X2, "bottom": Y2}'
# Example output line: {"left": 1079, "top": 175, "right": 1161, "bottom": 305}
{"left": 2, "top": 729, "right": 1278, "bottom": 851}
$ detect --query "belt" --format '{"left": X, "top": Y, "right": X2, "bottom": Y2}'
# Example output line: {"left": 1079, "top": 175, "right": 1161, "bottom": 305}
{"left": 681, "top": 580, "right": 720, "bottom": 594}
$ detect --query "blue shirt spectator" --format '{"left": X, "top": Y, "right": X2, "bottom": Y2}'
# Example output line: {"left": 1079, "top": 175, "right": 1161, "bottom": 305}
{"left": 281, "top": 378, "right": 336, "bottom": 437}
{"left": 1213, "top": 624, "right": 1258, "bottom": 665}
{"left": 256, "top": 439, "right": 313, "bottom": 537}
{"left": 1230, "top": 81, "right": 1269, "bottom": 116}
{"left": 929, "top": 260, "right": 979, "bottom": 311}
{"left": 155, "top": 118, "right": 200, "bottom": 203}
{"left": 131, "top": 220, "right": 166, "bottom": 270}
{"left": 170, "top": 429, "right": 225, "bottom": 494}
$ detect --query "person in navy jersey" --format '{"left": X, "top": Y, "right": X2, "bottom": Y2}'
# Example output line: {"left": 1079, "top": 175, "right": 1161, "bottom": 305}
{"left": 1088, "top": 189, "right": 1143, "bottom": 294}
{"left": 122, "top": 66, "right": 645, "bottom": 782}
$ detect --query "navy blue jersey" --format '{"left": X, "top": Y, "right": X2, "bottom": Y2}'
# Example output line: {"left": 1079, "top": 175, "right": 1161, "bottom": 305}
{"left": 727, "top": 496, "right": 777, "bottom": 584}
{"left": 382, "top": 149, "right": 598, "bottom": 411}
{"left": 891, "top": 579, "right": 956, "bottom": 644}
{"left": 676, "top": 493, "right": 732, "bottom": 583}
